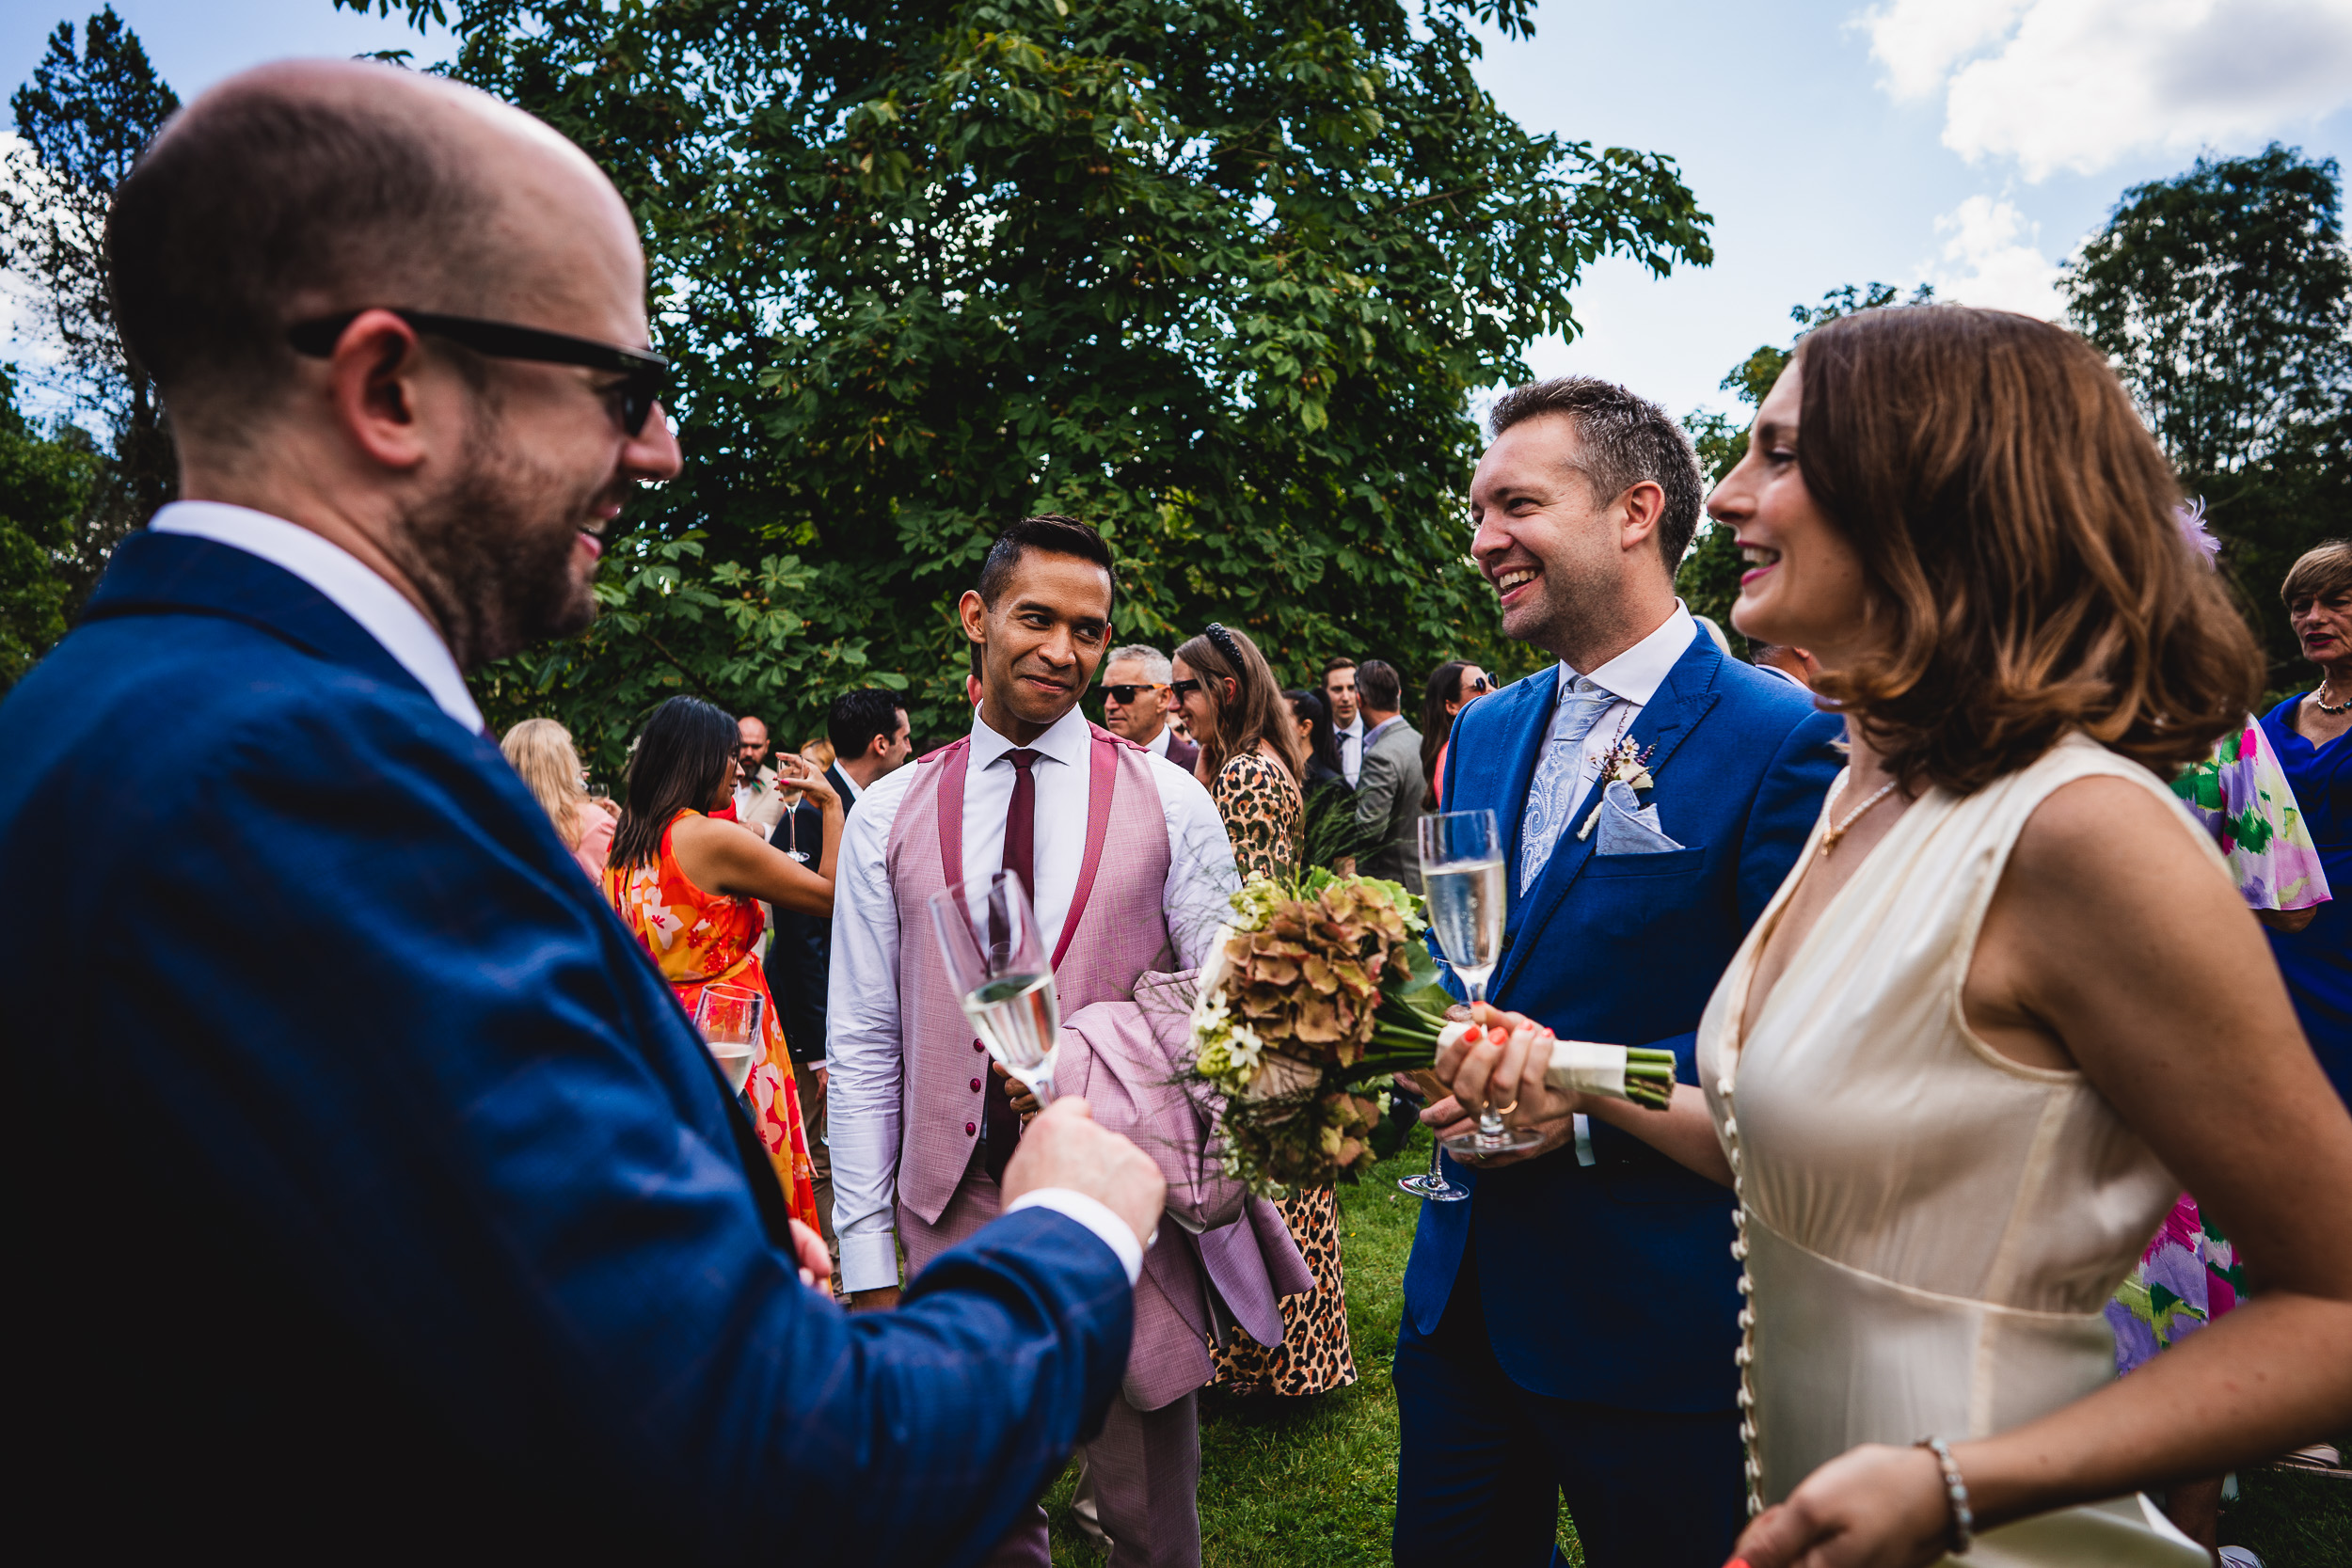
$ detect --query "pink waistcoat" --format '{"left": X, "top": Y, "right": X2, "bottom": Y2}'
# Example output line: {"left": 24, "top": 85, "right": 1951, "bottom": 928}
{"left": 884, "top": 723, "right": 1174, "bottom": 1226}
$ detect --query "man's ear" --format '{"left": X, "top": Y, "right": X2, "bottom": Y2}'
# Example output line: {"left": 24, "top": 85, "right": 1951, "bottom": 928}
{"left": 958, "top": 589, "right": 988, "bottom": 645}
{"left": 324, "top": 309, "right": 440, "bottom": 472}
{"left": 1617, "top": 481, "right": 1666, "bottom": 553}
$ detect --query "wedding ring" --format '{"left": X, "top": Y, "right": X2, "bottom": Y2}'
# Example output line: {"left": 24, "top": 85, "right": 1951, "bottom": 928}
{"left": 1492, "top": 1098, "right": 1519, "bottom": 1117}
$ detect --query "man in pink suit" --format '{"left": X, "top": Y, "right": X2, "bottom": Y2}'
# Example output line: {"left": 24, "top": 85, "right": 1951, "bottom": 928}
{"left": 828, "top": 515, "right": 1308, "bottom": 1567}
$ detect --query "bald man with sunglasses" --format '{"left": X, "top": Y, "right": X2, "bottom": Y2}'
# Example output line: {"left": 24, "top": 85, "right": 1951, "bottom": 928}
{"left": 3, "top": 59, "right": 1165, "bottom": 1567}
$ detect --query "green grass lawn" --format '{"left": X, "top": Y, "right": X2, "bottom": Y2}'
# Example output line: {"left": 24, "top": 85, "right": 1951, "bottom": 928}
{"left": 1041, "top": 1128, "right": 1581, "bottom": 1564}
{"left": 1038, "top": 1128, "right": 2350, "bottom": 1567}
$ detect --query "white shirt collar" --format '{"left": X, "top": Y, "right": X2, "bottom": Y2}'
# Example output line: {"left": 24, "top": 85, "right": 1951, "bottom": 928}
{"left": 1142, "top": 724, "right": 1173, "bottom": 758}
{"left": 969, "top": 700, "right": 1093, "bottom": 771}
{"left": 151, "top": 499, "right": 485, "bottom": 733}
{"left": 1338, "top": 712, "right": 1364, "bottom": 738}
{"left": 1558, "top": 600, "right": 1696, "bottom": 709}
{"left": 834, "top": 768, "right": 864, "bottom": 804}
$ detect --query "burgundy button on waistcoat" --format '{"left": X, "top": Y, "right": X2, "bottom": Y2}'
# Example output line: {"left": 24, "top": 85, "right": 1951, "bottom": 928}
{"left": 964, "top": 1121, "right": 977, "bottom": 1136}
{"left": 973, "top": 1038, "right": 986, "bottom": 1053}
{"left": 971, "top": 1076, "right": 984, "bottom": 1092}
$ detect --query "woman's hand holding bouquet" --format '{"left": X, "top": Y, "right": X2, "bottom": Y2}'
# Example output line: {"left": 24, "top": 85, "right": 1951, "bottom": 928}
{"left": 1425, "top": 1004, "right": 1679, "bottom": 1165}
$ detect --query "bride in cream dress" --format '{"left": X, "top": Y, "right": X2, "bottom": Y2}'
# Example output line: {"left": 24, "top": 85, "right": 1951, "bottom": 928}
{"left": 1439, "top": 308, "right": 2352, "bottom": 1567}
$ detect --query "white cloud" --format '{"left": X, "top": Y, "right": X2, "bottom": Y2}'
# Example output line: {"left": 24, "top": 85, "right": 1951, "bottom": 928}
{"left": 1857, "top": 0, "right": 2352, "bottom": 180}
{"left": 1924, "top": 195, "right": 2064, "bottom": 317}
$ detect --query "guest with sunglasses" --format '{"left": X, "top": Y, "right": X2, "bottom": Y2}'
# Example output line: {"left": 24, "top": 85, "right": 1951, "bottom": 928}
{"left": 1418, "top": 660, "right": 1490, "bottom": 810}
{"left": 1171, "top": 623, "right": 1360, "bottom": 1402}
{"left": 1100, "top": 642, "right": 1199, "bottom": 773}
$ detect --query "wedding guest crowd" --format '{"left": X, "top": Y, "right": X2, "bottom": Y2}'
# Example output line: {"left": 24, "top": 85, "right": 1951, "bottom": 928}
{"left": 9, "top": 41, "right": 2349, "bottom": 1568}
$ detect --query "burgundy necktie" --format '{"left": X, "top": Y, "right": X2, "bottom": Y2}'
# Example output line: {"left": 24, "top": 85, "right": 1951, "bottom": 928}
{"left": 982, "top": 748, "right": 1041, "bottom": 1183}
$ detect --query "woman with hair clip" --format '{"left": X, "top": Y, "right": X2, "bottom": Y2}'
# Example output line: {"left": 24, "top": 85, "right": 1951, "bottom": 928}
{"left": 1438, "top": 306, "right": 2352, "bottom": 1566}
{"left": 1417, "top": 659, "right": 1489, "bottom": 811}
{"left": 500, "top": 717, "right": 615, "bottom": 881}
{"left": 1173, "top": 623, "right": 1358, "bottom": 1396}
{"left": 605, "top": 695, "right": 843, "bottom": 1232}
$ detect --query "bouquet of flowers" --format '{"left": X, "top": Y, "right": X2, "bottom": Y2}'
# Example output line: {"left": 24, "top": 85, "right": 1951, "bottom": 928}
{"left": 1185, "top": 870, "right": 1677, "bottom": 1193}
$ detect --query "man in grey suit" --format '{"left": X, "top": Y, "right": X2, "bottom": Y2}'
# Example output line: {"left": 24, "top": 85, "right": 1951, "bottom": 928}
{"left": 1352, "top": 658, "right": 1425, "bottom": 892}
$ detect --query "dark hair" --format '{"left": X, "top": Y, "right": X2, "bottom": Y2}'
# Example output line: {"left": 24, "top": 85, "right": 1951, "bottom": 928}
{"left": 1283, "top": 688, "right": 1345, "bottom": 780}
{"left": 977, "top": 514, "right": 1116, "bottom": 608}
{"left": 1321, "top": 656, "right": 1358, "bottom": 680}
{"left": 1175, "top": 624, "right": 1307, "bottom": 789}
{"left": 610, "top": 696, "right": 738, "bottom": 868}
{"left": 829, "top": 688, "right": 907, "bottom": 760}
{"left": 105, "top": 80, "right": 501, "bottom": 445}
{"left": 1419, "top": 660, "right": 1470, "bottom": 797}
{"left": 1356, "top": 658, "right": 1403, "bottom": 714}
{"left": 2281, "top": 539, "right": 2352, "bottom": 612}
{"left": 1793, "top": 306, "right": 2257, "bottom": 793}
{"left": 1487, "top": 375, "right": 1706, "bottom": 569}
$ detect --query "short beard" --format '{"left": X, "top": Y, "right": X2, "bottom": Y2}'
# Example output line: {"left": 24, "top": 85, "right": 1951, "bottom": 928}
{"left": 392, "top": 413, "right": 616, "bottom": 670}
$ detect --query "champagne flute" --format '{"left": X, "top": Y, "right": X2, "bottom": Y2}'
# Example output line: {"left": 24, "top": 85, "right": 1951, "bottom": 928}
{"left": 693, "top": 983, "right": 764, "bottom": 1095}
{"left": 1421, "top": 809, "right": 1544, "bottom": 1160}
{"left": 930, "top": 871, "right": 1059, "bottom": 1107}
{"left": 1396, "top": 1068, "right": 1470, "bottom": 1202}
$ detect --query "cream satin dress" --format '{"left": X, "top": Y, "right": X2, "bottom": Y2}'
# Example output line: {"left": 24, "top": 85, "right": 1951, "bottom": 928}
{"left": 1696, "top": 735, "right": 2209, "bottom": 1566}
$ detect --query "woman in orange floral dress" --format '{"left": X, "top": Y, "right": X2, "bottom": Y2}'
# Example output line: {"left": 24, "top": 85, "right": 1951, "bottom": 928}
{"left": 604, "top": 697, "right": 842, "bottom": 1232}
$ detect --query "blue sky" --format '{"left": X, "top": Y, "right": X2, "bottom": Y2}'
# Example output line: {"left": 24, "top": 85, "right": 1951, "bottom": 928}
{"left": 5, "top": 0, "right": 2350, "bottom": 421}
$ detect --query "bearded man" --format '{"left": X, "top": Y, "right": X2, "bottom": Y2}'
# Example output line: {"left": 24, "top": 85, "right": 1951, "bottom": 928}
{"left": 2, "top": 59, "right": 1164, "bottom": 1566}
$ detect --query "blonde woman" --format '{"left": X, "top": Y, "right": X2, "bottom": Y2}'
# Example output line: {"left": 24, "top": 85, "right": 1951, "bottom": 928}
{"left": 501, "top": 718, "right": 615, "bottom": 881}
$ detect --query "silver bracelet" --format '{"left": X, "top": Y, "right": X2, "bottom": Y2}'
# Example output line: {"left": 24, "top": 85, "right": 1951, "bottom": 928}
{"left": 1915, "top": 1436, "right": 1975, "bottom": 1554}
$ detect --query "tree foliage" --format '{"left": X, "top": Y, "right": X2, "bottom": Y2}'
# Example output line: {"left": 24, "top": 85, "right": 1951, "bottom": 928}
{"left": 2064, "top": 144, "right": 2351, "bottom": 691}
{"left": 345, "top": 0, "right": 1710, "bottom": 766}
{"left": 0, "top": 366, "right": 103, "bottom": 691}
{"left": 0, "top": 7, "right": 181, "bottom": 632}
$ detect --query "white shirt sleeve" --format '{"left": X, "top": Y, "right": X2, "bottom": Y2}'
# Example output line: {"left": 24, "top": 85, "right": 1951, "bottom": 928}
{"left": 1147, "top": 753, "right": 1240, "bottom": 969}
{"left": 1003, "top": 1189, "right": 1145, "bottom": 1284}
{"left": 825, "top": 762, "right": 919, "bottom": 1293}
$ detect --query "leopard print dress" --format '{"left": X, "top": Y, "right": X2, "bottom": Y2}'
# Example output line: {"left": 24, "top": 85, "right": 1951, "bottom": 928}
{"left": 1206, "top": 748, "right": 1359, "bottom": 1396}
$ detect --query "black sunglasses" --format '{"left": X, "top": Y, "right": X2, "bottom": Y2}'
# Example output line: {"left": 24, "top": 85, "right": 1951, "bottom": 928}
{"left": 287, "top": 309, "right": 671, "bottom": 436}
{"left": 1103, "top": 683, "right": 1166, "bottom": 705}
{"left": 1168, "top": 678, "right": 1203, "bottom": 700}
{"left": 1464, "top": 673, "right": 1493, "bottom": 694}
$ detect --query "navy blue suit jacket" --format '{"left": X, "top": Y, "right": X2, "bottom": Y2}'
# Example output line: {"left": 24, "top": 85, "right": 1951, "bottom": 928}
{"left": 2, "top": 532, "right": 1133, "bottom": 1565}
{"left": 1403, "top": 630, "right": 1841, "bottom": 1412}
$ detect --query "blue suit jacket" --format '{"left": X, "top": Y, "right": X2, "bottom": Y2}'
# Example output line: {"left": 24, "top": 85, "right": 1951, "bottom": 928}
{"left": 2, "top": 532, "right": 1133, "bottom": 1565}
{"left": 1403, "top": 630, "right": 1842, "bottom": 1412}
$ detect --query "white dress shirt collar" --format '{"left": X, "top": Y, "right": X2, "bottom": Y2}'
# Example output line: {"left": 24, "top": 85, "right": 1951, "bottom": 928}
{"left": 151, "top": 499, "right": 485, "bottom": 733}
{"left": 1142, "top": 724, "right": 1173, "bottom": 759}
{"left": 970, "top": 701, "right": 1093, "bottom": 772}
{"left": 1557, "top": 600, "right": 1695, "bottom": 709}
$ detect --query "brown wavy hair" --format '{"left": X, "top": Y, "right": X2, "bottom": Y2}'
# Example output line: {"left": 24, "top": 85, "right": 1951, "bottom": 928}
{"left": 1791, "top": 307, "right": 2260, "bottom": 795}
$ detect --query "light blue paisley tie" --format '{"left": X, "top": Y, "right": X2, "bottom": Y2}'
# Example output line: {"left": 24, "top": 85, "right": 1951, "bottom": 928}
{"left": 1518, "top": 673, "right": 1619, "bottom": 893}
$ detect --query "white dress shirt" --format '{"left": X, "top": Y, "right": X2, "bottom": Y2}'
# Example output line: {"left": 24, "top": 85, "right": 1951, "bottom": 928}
{"left": 1141, "top": 723, "right": 1173, "bottom": 759}
{"left": 1336, "top": 713, "right": 1366, "bottom": 785}
{"left": 826, "top": 703, "right": 1239, "bottom": 1292}
{"left": 150, "top": 500, "right": 484, "bottom": 733}
{"left": 1546, "top": 600, "right": 1697, "bottom": 808}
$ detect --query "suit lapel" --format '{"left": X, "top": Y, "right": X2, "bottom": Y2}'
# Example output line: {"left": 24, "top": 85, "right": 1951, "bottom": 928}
{"left": 78, "top": 531, "right": 432, "bottom": 704}
{"left": 1494, "top": 633, "right": 1722, "bottom": 1001}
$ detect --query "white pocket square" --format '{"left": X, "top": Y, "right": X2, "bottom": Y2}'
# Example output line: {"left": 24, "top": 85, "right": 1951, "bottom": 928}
{"left": 1596, "top": 780, "right": 1685, "bottom": 855}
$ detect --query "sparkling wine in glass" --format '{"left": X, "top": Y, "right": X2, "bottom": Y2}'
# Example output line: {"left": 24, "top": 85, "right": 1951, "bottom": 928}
{"left": 930, "top": 871, "right": 1060, "bottom": 1106}
{"left": 1421, "top": 809, "right": 1543, "bottom": 1160}
{"left": 692, "top": 983, "right": 764, "bottom": 1095}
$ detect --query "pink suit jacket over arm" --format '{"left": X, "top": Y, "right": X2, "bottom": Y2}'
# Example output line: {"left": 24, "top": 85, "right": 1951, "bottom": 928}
{"left": 884, "top": 724, "right": 1310, "bottom": 1411}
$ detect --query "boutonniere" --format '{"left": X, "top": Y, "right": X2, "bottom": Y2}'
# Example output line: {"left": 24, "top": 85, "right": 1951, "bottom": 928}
{"left": 1576, "top": 738, "right": 1658, "bottom": 841}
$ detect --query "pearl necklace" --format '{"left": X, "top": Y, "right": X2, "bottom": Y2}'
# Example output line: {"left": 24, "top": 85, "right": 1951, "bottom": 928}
{"left": 1818, "top": 773, "right": 1899, "bottom": 856}
{"left": 2315, "top": 680, "right": 2351, "bottom": 716}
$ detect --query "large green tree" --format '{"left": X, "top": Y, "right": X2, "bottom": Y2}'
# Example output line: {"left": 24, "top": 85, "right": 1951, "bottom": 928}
{"left": 0, "top": 5, "right": 181, "bottom": 624}
{"left": 2063, "top": 144, "right": 2351, "bottom": 693}
{"left": 348, "top": 0, "right": 1710, "bottom": 766}
{"left": 0, "top": 366, "right": 104, "bottom": 691}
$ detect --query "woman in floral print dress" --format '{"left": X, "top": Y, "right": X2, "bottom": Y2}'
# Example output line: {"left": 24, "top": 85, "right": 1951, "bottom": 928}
{"left": 604, "top": 696, "right": 843, "bottom": 1234}
{"left": 1171, "top": 623, "right": 1358, "bottom": 1396}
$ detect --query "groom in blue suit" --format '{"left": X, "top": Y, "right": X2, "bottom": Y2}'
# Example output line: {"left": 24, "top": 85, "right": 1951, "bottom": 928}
{"left": 4, "top": 61, "right": 1161, "bottom": 1567}
{"left": 1392, "top": 379, "right": 1841, "bottom": 1566}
